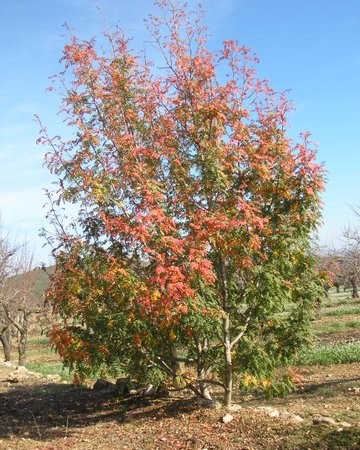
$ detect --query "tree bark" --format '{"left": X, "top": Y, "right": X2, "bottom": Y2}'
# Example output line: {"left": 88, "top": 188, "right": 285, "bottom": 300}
{"left": 224, "top": 337, "right": 233, "bottom": 409}
{"left": 350, "top": 278, "right": 359, "bottom": 299}
{"left": 218, "top": 253, "right": 233, "bottom": 409}
{"left": 0, "top": 329, "right": 11, "bottom": 362}
{"left": 17, "top": 312, "right": 29, "bottom": 366}
{"left": 315, "top": 298, "right": 322, "bottom": 320}
{"left": 170, "top": 346, "right": 181, "bottom": 378}
{"left": 223, "top": 311, "right": 233, "bottom": 409}
{"left": 195, "top": 337, "right": 212, "bottom": 399}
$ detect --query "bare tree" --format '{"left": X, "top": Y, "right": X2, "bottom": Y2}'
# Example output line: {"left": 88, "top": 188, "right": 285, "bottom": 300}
{"left": 0, "top": 230, "right": 18, "bottom": 361}
{"left": 0, "top": 224, "right": 44, "bottom": 365}
{"left": 340, "top": 227, "right": 360, "bottom": 299}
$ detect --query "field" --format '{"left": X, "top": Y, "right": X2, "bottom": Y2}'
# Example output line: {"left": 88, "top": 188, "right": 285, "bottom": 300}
{"left": 1, "top": 288, "right": 360, "bottom": 449}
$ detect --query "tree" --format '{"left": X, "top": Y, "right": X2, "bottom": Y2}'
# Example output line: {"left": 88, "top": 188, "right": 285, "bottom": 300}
{"left": 0, "top": 225, "right": 44, "bottom": 365}
{"left": 0, "top": 231, "right": 16, "bottom": 362}
{"left": 313, "top": 245, "right": 343, "bottom": 319}
{"left": 340, "top": 227, "right": 360, "bottom": 299}
{"left": 38, "top": 1, "right": 325, "bottom": 407}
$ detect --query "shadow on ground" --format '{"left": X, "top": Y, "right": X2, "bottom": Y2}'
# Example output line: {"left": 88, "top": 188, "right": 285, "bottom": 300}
{"left": 0, "top": 381, "right": 196, "bottom": 442}
{"left": 284, "top": 426, "right": 360, "bottom": 450}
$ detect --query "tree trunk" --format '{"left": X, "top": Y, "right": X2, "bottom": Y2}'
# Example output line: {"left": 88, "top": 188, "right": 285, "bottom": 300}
{"left": 0, "top": 329, "right": 11, "bottom": 362}
{"left": 171, "top": 347, "right": 181, "bottom": 377}
{"left": 350, "top": 278, "right": 359, "bottom": 299}
{"left": 223, "top": 313, "right": 233, "bottom": 409}
{"left": 218, "top": 253, "right": 232, "bottom": 409}
{"left": 17, "top": 313, "right": 29, "bottom": 366}
{"left": 224, "top": 342, "right": 233, "bottom": 409}
{"left": 315, "top": 298, "right": 322, "bottom": 320}
{"left": 195, "top": 337, "right": 212, "bottom": 399}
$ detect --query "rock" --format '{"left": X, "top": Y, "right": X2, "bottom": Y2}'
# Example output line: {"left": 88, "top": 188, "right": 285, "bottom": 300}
{"left": 5, "top": 370, "right": 28, "bottom": 383}
{"left": 143, "top": 384, "right": 157, "bottom": 396}
{"left": 1, "top": 361, "right": 14, "bottom": 368}
{"left": 256, "top": 406, "right": 280, "bottom": 418}
{"left": 93, "top": 379, "right": 117, "bottom": 394}
{"left": 338, "top": 421, "right": 352, "bottom": 428}
{"left": 290, "top": 415, "right": 305, "bottom": 424}
{"left": 116, "top": 378, "right": 131, "bottom": 396}
{"left": 221, "top": 413, "right": 234, "bottom": 424}
{"left": 196, "top": 398, "right": 222, "bottom": 409}
{"left": 16, "top": 366, "right": 31, "bottom": 375}
{"left": 229, "top": 403, "right": 242, "bottom": 412}
{"left": 312, "top": 417, "right": 337, "bottom": 426}
{"left": 242, "top": 394, "right": 255, "bottom": 402}
{"left": 279, "top": 412, "right": 304, "bottom": 424}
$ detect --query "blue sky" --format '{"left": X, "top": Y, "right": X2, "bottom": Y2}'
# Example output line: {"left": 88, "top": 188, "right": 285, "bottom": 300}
{"left": 1, "top": 0, "right": 359, "bottom": 264}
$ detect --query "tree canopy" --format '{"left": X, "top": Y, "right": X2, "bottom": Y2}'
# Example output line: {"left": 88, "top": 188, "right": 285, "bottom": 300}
{"left": 38, "top": 0, "right": 325, "bottom": 407}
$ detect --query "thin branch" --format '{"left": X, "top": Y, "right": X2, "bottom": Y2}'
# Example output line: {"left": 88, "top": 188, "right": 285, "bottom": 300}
{"left": 230, "top": 312, "right": 252, "bottom": 349}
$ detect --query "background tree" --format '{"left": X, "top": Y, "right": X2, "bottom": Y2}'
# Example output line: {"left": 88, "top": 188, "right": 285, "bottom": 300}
{"left": 315, "top": 246, "right": 342, "bottom": 295}
{"left": 313, "top": 245, "right": 343, "bottom": 319}
{"left": 0, "top": 225, "right": 44, "bottom": 365}
{"left": 340, "top": 227, "right": 360, "bottom": 299}
{"left": 0, "top": 230, "right": 16, "bottom": 362}
{"left": 39, "top": 0, "right": 325, "bottom": 407}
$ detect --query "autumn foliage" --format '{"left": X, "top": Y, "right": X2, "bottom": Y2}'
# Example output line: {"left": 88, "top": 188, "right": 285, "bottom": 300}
{"left": 38, "top": 1, "right": 325, "bottom": 407}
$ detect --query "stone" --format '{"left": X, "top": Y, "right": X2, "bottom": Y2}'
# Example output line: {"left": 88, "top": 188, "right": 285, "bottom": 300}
{"left": 289, "top": 415, "right": 305, "bottom": 424}
{"left": 279, "top": 412, "right": 304, "bottom": 424}
{"left": 229, "top": 403, "right": 242, "bottom": 412}
{"left": 256, "top": 406, "right": 280, "bottom": 418}
{"left": 196, "top": 398, "right": 222, "bottom": 409}
{"left": 338, "top": 421, "right": 352, "bottom": 428}
{"left": 16, "top": 366, "right": 31, "bottom": 375}
{"left": 1, "top": 361, "right": 14, "bottom": 368}
{"left": 143, "top": 384, "right": 157, "bottom": 396}
{"left": 312, "top": 417, "right": 337, "bottom": 426}
{"left": 93, "top": 379, "right": 117, "bottom": 394}
{"left": 116, "top": 378, "right": 131, "bottom": 396}
{"left": 221, "top": 413, "right": 234, "bottom": 424}
{"left": 5, "top": 370, "right": 28, "bottom": 383}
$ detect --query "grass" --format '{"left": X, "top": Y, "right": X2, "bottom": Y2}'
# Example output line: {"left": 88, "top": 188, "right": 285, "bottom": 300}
{"left": 282, "top": 425, "right": 360, "bottom": 450}
{"left": 25, "top": 361, "right": 72, "bottom": 381}
{"left": 297, "top": 342, "right": 360, "bottom": 365}
{"left": 24, "top": 332, "right": 72, "bottom": 380}
{"left": 27, "top": 335, "right": 51, "bottom": 346}
{"left": 322, "top": 297, "right": 360, "bottom": 308}
{"left": 321, "top": 305, "right": 360, "bottom": 317}
{"left": 312, "top": 319, "right": 360, "bottom": 335}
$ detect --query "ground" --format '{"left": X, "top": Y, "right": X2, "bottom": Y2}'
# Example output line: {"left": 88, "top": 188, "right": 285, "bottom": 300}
{"left": 1, "top": 290, "right": 360, "bottom": 450}
{"left": 0, "top": 360, "right": 360, "bottom": 450}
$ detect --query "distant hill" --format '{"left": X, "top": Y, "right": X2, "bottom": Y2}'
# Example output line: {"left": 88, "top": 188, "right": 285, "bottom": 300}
{"left": 7, "top": 265, "right": 55, "bottom": 303}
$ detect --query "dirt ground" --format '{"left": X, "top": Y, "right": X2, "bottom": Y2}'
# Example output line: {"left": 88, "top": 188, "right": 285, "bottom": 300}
{"left": 0, "top": 360, "right": 360, "bottom": 450}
